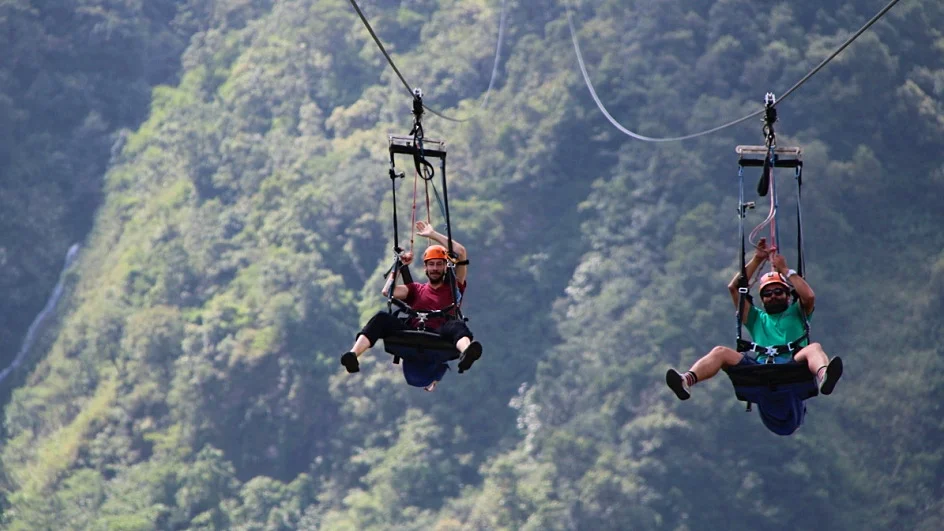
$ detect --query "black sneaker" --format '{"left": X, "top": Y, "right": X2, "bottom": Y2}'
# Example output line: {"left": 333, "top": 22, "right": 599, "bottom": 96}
{"left": 665, "top": 369, "right": 691, "bottom": 401}
{"left": 341, "top": 352, "right": 360, "bottom": 373}
{"left": 457, "top": 341, "right": 482, "bottom": 373}
{"left": 820, "top": 356, "right": 843, "bottom": 395}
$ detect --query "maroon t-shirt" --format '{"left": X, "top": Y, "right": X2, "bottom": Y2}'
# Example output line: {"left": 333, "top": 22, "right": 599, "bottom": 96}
{"left": 405, "top": 281, "right": 466, "bottom": 330}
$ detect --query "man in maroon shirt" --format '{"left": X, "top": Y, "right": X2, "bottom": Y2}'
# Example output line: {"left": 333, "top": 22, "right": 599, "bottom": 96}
{"left": 340, "top": 221, "right": 482, "bottom": 389}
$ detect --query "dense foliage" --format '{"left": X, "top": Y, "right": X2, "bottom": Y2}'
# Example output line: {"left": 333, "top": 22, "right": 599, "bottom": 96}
{"left": 1, "top": 0, "right": 942, "bottom": 529}
{"left": 0, "top": 0, "right": 204, "bottom": 384}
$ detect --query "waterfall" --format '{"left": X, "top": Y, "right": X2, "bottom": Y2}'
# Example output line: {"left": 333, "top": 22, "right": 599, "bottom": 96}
{"left": 0, "top": 243, "right": 80, "bottom": 385}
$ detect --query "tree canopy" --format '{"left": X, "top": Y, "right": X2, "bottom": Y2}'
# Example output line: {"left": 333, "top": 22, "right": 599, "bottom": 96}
{"left": 1, "top": 0, "right": 942, "bottom": 529}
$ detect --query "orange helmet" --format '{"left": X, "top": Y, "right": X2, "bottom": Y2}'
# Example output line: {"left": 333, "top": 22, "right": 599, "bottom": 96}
{"left": 758, "top": 271, "right": 790, "bottom": 292}
{"left": 423, "top": 245, "right": 449, "bottom": 263}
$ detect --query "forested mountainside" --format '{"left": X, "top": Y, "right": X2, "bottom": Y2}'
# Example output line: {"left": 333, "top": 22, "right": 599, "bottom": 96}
{"left": 1, "top": 0, "right": 942, "bottom": 529}
{"left": 0, "top": 0, "right": 205, "bottom": 391}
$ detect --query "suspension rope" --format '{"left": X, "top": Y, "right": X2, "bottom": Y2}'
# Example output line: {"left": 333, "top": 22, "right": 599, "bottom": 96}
{"left": 736, "top": 165, "right": 749, "bottom": 343}
{"left": 430, "top": 182, "right": 448, "bottom": 222}
{"left": 425, "top": 176, "right": 432, "bottom": 226}
{"left": 795, "top": 165, "right": 805, "bottom": 277}
{"left": 410, "top": 162, "right": 419, "bottom": 253}
{"left": 566, "top": 0, "right": 904, "bottom": 142}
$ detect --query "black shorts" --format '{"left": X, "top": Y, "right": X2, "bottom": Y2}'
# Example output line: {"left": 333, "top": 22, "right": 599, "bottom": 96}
{"left": 357, "top": 311, "right": 473, "bottom": 346}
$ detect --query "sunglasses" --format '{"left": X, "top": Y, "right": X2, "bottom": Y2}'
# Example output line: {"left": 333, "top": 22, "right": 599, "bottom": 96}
{"left": 760, "top": 288, "right": 789, "bottom": 298}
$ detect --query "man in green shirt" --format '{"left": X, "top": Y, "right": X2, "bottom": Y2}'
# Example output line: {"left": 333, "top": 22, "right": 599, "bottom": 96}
{"left": 666, "top": 239, "right": 843, "bottom": 401}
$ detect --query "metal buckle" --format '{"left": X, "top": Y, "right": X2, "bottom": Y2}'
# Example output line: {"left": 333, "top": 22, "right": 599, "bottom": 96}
{"left": 764, "top": 346, "right": 779, "bottom": 363}
{"left": 415, "top": 312, "right": 429, "bottom": 330}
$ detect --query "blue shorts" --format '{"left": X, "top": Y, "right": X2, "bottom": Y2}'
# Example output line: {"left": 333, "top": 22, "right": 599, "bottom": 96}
{"left": 731, "top": 355, "right": 818, "bottom": 436}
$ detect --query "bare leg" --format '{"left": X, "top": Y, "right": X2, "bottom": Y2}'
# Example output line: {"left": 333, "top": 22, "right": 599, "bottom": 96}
{"left": 688, "top": 346, "right": 745, "bottom": 382}
{"left": 457, "top": 337, "right": 482, "bottom": 373}
{"left": 456, "top": 337, "right": 471, "bottom": 353}
{"left": 349, "top": 335, "right": 372, "bottom": 357}
{"left": 343, "top": 312, "right": 406, "bottom": 374}
{"left": 667, "top": 346, "right": 743, "bottom": 401}
{"left": 341, "top": 335, "right": 371, "bottom": 373}
{"left": 793, "top": 342, "right": 828, "bottom": 377}
{"left": 795, "top": 342, "right": 843, "bottom": 394}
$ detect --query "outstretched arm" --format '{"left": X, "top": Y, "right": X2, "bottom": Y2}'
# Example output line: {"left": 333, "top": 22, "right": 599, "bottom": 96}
{"left": 771, "top": 253, "right": 814, "bottom": 315}
{"left": 416, "top": 221, "right": 468, "bottom": 284}
{"left": 728, "top": 238, "right": 770, "bottom": 322}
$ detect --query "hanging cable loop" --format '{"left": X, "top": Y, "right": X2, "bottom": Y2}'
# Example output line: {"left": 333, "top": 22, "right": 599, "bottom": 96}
{"left": 567, "top": 0, "right": 904, "bottom": 143}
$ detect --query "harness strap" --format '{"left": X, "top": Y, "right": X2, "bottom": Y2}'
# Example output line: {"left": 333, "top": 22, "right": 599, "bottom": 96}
{"left": 389, "top": 167, "right": 403, "bottom": 253}
{"left": 793, "top": 165, "right": 812, "bottom": 340}
{"left": 424, "top": 178, "right": 432, "bottom": 226}
{"left": 410, "top": 162, "right": 419, "bottom": 252}
{"left": 736, "top": 332, "right": 810, "bottom": 362}
{"left": 736, "top": 166, "right": 749, "bottom": 344}
{"left": 795, "top": 164, "right": 805, "bottom": 277}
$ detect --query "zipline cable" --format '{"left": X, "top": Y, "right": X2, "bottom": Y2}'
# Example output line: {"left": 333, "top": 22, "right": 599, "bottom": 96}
{"left": 348, "top": 0, "right": 509, "bottom": 123}
{"left": 566, "top": 0, "right": 904, "bottom": 142}
{"left": 775, "top": 0, "right": 903, "bottom": 105}
{"left": 565, "top": 6, "right": 763, "bottom": 142}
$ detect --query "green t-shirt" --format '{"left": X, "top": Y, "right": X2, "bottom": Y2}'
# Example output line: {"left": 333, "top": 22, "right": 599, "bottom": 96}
{"left": 745, "top": 301, "right": 811, "bottom": 362}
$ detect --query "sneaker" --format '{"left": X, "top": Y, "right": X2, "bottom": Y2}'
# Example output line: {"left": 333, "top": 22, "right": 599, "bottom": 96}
{"left": 819, "top": 357, "right": 843, "bottom": 395}
{"left": 424, "top": 380, "right": 439, "bottom": 392}
{"left": 666, "top": 369, "right": 691, "bottom": 401}
{"left": 341, "top": 352, "right": 360, "bottom": 373}
{"left": 457, "top": 341, "right": 482, "bottom": 373}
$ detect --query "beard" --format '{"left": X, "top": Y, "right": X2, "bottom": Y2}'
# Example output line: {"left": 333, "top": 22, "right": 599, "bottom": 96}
{"left": 763, "top": 299, "right": 790, "bottom": 314}
{"left": 426, "top": 271, "right": 444, "bottom": 285}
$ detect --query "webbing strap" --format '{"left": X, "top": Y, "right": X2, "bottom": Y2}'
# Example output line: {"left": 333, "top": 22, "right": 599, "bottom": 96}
{"left": 794, "top": 164, "right": 811, "bottom": 339}
{"left": 737, "top": 333, "right": 810, "bottom": 361}
{"left": 389, "top": 165, "right": 402, "bottom": 253}
{"left": 430, "top": 182, "right": 448, "bottom": 223}
{"left": 410, "top": 162, "right": 419, "bottom": 252}
{"left": 795, "top": 165, "right": 805, "bottom": 277}
{"left": 736, "top": 166, "right": 749, "bottom": 343}
{"left": 425, "top": 180, "right": 431, "bottom": 226}
{"left": 439, "top": 156, "right": 455, "bottom": 259}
